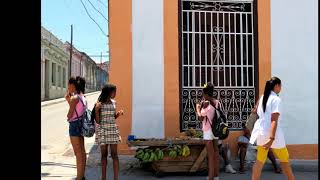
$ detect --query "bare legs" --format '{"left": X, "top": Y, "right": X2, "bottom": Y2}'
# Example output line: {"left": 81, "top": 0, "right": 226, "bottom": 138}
{"left": 206, "top": 140, "right": 219, "bottom": 180}
{"left": 110, "top": 144, "right": 119, "bottom": 180}
{"left": 70, "top": 136, "right": 86, "bottom": 180}
{"left": 238, "top": 143, "right": 248, "bottom": 173}
{"left": 100, "top": 144, "right": 119, "bottom": 180}
{"left": 280, "top": 162, "right": 295, "bottom": 180}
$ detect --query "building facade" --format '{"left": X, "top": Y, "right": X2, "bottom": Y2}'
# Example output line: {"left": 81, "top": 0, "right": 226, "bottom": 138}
{"left": 108, "top": 0, "right": 318, "bottom": 159}
{"left": 81, "top": 52, "right": 97, "bottom": 93}
{"left": 65, "top": 42, "right": 83, "bottom": 78}
{"left": 96, "top": 66, "right": 108, "bottom": 90}
{"left": 41, "top": 26, "right": 69, "bottom": 101}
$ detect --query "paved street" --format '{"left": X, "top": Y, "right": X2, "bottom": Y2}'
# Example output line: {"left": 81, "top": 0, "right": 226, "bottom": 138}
{"left": 41, "top": 92, "right": 100, "bottom": 179}
{"left": 41, "top": 92, "right": 318, "bottom": 180}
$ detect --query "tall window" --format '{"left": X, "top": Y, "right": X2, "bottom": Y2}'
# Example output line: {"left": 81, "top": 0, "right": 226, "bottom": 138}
{"left": 63, "top": 68, "right": 66, "bottom": 88}
{"left": 52, "top": 63, "right": 56, "bottom": 86}
{"left": 57, "top": 66, "right": 61, "bottom": 87}
{"left": 180, "top": 0, "right": 256, "bottom": 130}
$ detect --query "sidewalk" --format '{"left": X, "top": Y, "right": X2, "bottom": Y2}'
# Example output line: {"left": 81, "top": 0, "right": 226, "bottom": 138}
{"left": 41, "top": 91, "right": 100, "bottom": 107}
{"left": 83, "top": 144, "right": 318, "bottom": 179}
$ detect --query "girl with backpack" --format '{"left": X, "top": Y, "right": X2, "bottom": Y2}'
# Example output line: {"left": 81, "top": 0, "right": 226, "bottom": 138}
{"left": 65, "top": 76, "right": 87, "bottom": 180}
{"left": 250, "top": 77, "right": 295, "bottom": 180}
{"left": 196, "top": 82, "right": 221, "bottom": 180}
{"left": 94, "top": 84, "right": 124, "bottom": 180}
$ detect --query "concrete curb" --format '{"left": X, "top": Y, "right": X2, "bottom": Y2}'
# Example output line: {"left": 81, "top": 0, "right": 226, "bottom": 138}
{"left": 85, "top": 145, "right": 318, "bottom": 172}
{"left": 41, "top": 91, "right": 100, "bottom": 107}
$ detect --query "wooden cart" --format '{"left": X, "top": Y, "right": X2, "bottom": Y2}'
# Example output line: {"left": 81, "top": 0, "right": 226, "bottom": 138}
{"left": 127, "top": 139, "right": 208, "bottom": 177}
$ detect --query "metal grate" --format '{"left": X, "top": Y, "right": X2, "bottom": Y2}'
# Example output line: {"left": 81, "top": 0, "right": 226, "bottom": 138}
{"left": 180, "top": 0, "right": 256, "bottom": 130}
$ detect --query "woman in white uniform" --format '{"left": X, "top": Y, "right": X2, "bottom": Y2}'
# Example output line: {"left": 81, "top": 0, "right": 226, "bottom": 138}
{"left": 250, "top": 77, "right": 295, "bottom": 180}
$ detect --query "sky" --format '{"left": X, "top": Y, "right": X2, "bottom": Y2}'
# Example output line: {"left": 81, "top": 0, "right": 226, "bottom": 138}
{"left": 41, "top": 0, "right": 109, "bottom": 63}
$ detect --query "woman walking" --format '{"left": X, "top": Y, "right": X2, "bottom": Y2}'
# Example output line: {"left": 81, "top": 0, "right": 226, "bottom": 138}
{"left": 95, "top": 84, "right": 124, "bottom": 180}
{"left": 250, "top": 77, "right": 295, "bottom": 180}
{"left": 196, "top": 83, "right": 220, "bottom": 180}
{"left": 65, "top": 76, "right": 87, "bottom": 180}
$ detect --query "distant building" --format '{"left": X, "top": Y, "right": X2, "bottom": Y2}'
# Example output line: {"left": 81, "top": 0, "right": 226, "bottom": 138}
{"left": 97, "top": 61, "right": 109, "bottom": 73}
{"left": 81, "top": 52, "right": 97, "bottom": 93}
{"left": 65, "top": 42, "right": 83, "bottom": 77}
{"left": 96, "top": 66, "right": 108, "bottom": 90}
{"left": 41, "top": 26, "right": 69, "bottom": 101}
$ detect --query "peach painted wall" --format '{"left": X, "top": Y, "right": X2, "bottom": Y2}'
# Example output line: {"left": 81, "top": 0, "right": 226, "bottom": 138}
{"left": 108, "top": 0, "right": 133, "bottom": 154}
{"left": 164, "top": 0, "right": 180, "bottom": 139}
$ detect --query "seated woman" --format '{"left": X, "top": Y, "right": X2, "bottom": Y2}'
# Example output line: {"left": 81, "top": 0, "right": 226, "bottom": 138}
{"left": 238, "top": 126, "right": 281, "bottom": 174}
{"left": 218, "top": 140, "right": 236, "bottom": 174}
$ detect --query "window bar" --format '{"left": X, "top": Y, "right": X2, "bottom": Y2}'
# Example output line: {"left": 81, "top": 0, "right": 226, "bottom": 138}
{"left": 205, "top": 12, "right": 207, "bottom": 84}
{"left": 187, "top": 12, "right": 190, "bottom": 87}
{"left": 211, "top": 12, "right": 213, "bottom": 85}
{"left": 234, "top": 13, "right": 237, "bottom": 86}
{"left": 240, "top": 13, "right": 244, "bottom": 87}
{"left": 251, "top": 3, "right": 255, "bottom": 87}
{"left": 246, "top": 13, "right": 249, "bottom": 87}
{"left": 223, "top": 12, "right": 226, "bottom": 87}
{"left": 182, "top": 11, "right": 184, "bottom": 87}
{"left": 192, "top": 12, "right": 196, "bottom": 87}
{"left": 217, "top": 12, "right": 219, "bottom": 87}
{"left": 199, "top": 12, "right": 201, "bottom": 87}
{"left": 229, "top": 13, "right": 231, "bottom": 87}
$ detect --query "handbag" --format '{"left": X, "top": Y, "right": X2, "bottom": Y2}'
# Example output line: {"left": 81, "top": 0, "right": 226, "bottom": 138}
{"left": 245, "top": 99, "right": 260, "bottom": 132}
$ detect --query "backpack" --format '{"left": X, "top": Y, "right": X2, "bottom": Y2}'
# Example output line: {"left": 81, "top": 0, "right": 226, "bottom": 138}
{"left": 205, "top": 100, "right": 229, "bottom": 140}
{"left": 75, "top": 96, "right": 95, "bottom": 137}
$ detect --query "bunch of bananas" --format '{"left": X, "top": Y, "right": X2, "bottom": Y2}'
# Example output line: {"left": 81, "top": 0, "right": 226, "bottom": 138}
{"left": 168, "top": 148, "right": 177, "bottom": 158}
{"left": 168, "top": 145, "right": 191, "bottom": 158}
{"left": 135, "top": 148, "right": 164, "bottom": 163}
{"left": 155, "top": 148, "right": 164, "bottom": 160}
{"left": 182, "top": 145, "right": 191, "bottom": 157}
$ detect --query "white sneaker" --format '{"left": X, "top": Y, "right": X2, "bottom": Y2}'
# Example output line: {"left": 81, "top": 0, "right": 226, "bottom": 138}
{"left": 214, "top": 177, "right": 219, "bottom": 180}
{"left": 225, "top": 164, "right": 237, "bottom": 174}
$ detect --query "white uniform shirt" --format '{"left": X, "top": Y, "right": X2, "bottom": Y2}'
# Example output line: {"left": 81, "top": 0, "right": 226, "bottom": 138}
{"left": 249, "top": 91, "right": 286, "bottom": 149}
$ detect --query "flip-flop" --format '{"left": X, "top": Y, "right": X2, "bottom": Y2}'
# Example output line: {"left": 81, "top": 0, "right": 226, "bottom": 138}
{"left": 274, "top": 168, "right": 282, "bottom": 174}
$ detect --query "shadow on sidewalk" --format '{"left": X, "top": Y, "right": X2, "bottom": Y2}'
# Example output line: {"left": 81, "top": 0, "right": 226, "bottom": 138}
{"left": 42, "top": 162, "right": 76, "bottom": 168}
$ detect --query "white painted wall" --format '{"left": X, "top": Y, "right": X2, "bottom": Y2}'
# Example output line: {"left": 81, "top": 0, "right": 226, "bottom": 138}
{"left": 132, "top": 0, "right": 164, "bottom": 138}
{"left": 271, "top": 0, "right": 318, "bottom": 144}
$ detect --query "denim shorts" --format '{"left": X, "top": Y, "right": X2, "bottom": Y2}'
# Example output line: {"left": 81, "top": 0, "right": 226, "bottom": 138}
{"left": 69, "top": 119, "right": 83, "bottom": 137}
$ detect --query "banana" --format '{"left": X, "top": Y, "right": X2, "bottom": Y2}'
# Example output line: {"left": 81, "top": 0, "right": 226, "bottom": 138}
{"left": 159, "top": 150, "right": 164, "bottom": 160}
{"left": 172, "top": 151, "right": 177, "bottom": 158}
{"left": 142, "top": 152, "right": 150, "bottom": 162}
{"left": 149, "top": 152, "right": 155, "bottom": 162}
{"left": 182, "top": 145, "right": 191, "bottom": 157}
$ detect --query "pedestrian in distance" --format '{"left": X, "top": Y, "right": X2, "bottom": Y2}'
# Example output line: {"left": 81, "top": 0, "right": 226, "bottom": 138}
{"left": 94, "top": 84, "right": 124, "bottom": 180}
{"left": 65, "top": 76, "right": 87, "bottom": 180}
{"left": 250, "top": 77, "right": 295, "bottom": 180}
{"left": 196, "top": 82, "right": 221, "bottom": 180}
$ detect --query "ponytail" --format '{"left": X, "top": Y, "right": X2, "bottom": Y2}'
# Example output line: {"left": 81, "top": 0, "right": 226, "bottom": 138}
{"left": 262, "top": 77, "right": 282, "bottom": 112}
{"left": 262, "top": 80, "right": 272, "bottom": 112}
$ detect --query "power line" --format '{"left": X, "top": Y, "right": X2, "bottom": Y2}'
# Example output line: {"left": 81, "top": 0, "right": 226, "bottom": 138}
{"left": 96, "top": 0, "right": 107, "bottom": 9}
{"left": 87, "top": 0, "right": 109, "bottom": 22}
{"left": 80, "top": 0, "right": 108, "bottom": 37}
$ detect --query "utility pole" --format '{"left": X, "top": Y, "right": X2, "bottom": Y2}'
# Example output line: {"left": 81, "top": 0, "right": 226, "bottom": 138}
{"left": 69, "top": 24, "right": 73, "bottom": 79}
{"left": 100, "top": 52, "right": 102, "bottom": 89}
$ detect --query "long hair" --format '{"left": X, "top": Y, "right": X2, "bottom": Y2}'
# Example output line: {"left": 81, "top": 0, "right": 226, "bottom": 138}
{"left": 68, "top": 76, "right": 86, "bottom": 94}
{"left": 98, "top": 84, "right": 117, "bottom": 103}
{"left": 262, "top": 77, "right": 281, "bottom": 112}
{"left": 91, "top": 84, "right": 117, "bottom": 122}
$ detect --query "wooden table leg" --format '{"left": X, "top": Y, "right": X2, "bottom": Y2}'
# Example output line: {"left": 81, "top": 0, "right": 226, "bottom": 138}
{"left": 189, "top": 147, "right": 207, "bottom": 172}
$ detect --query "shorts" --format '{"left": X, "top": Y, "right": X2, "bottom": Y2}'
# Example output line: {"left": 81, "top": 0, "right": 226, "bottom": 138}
{"left": 203, "top": 130, "right": 218, "bottom": 140}
{"left": 257, "top": 146, "right": 290, "bottom": 163}
{"left": 69, "top": 119, "right": 83, "bottom": 137}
